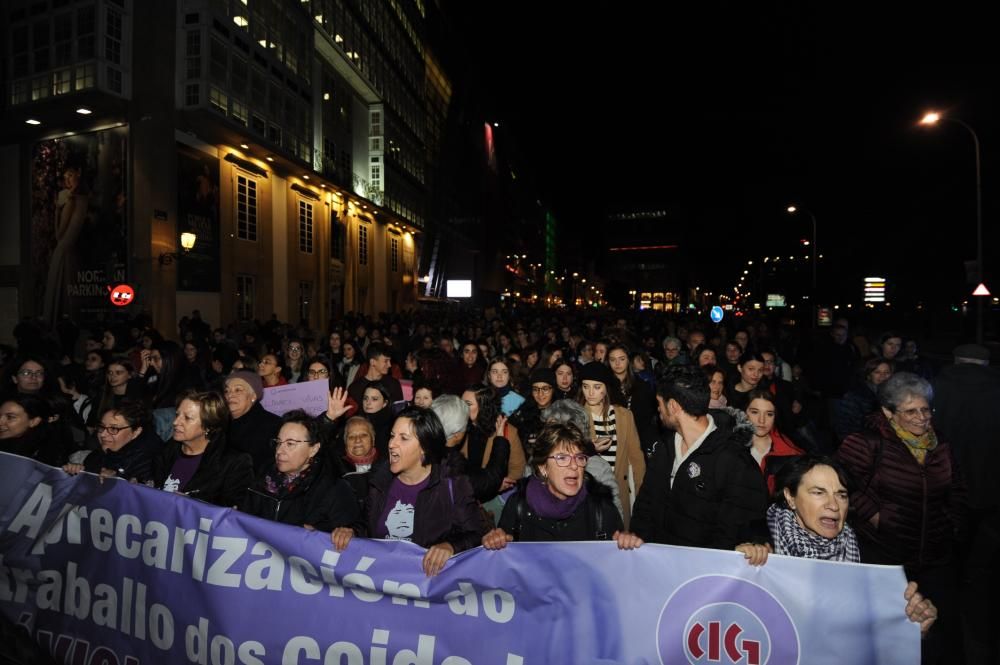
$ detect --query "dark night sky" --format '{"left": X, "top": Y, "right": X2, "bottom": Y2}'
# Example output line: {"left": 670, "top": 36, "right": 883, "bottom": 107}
{"left": 448, "top": 3, "right": 999, "bottom": 302}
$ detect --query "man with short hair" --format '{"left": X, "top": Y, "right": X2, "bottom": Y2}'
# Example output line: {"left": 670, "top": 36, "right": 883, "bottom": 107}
{"left": 686, "top": 329, "right": 706, "bottom": 355}
{"left": 631, "top": 365, "right": 767, "bottom": 549}
{"left": 348, "top": 342, "right": 403, "bottom": 405}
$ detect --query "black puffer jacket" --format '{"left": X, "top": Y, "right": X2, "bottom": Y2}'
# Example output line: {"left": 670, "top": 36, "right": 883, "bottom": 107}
{"left": 152, "top": 436, "right": 253, "bottom": 508}
{"left": 241, "top": 458, "right": 360, "bottom": 531}
{"left": 631, "top": 408, "right": 768, "bottom": 549}
{"left": 499, "top": 477, "right": 623, "bottom": 542}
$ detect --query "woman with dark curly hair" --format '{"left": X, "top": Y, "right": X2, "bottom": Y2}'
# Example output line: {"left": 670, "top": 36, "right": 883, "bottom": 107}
{"left": 460, "top": 385, "right": 523, "bottom": 500}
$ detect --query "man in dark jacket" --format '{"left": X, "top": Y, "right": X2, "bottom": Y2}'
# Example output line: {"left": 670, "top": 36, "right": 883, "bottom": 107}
{"left": 631, "top": 365, "right": 768, "bottom": 550}
{"left": 932, "top": 344, "right": 1000, "bottom": 664}
{"left": 347, "top": 342, "right": 403, "bottom": 405}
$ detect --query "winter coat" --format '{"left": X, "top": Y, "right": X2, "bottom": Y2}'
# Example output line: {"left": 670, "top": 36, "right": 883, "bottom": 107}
{"left": 152, "top": 436, "right": 254, "bottom": 508}
{"left": 836, "top": 413, "right": 969, "bottom": 569}
{"left": 498, "top": 477, "right": 623, "bottom": 542}
{"left": 932, "top": 362, "right": 1000, "bottom": 512}
{"left": 82, "top": 427, "right": 162, "bottom": 483}
{"left": 832, "top": 383, "right": 879, "bottom": 445}
{"left": 448, "top": 436, "right": 510, "bottom": 502}
{"left": 631, "top": 409, "right": 769, "bottom": 549}
{"left": 362, "top": 463, "right": 485, "bottom": 552}
{"left": 241, "top": 458, "right": 360, "bottom": 532}
{"left": 754, "top": 429, "right": 805, "bottom": 495}
{"left": 228, "top": 401, "right": 283, "bottom": 474}
{"left": 586, "top": 405, "right": 646, "bottom": 530}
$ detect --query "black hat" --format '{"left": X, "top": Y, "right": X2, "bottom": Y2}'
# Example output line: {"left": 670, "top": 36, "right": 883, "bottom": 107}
{"left": 579, "top": 362, "right": 616, "bottom": 386}
{"left": 529, "top": 368, "right": 556, "bottom": 388}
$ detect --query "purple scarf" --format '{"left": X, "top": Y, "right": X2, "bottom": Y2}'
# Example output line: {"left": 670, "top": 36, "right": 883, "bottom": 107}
{"left": 525, "top": 475, "right": 588, "bottom": 520}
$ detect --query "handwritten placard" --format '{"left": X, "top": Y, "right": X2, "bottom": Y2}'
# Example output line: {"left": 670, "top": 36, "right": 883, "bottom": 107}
{"left": 261, "top": 379, "right": 329, "bottom": 416}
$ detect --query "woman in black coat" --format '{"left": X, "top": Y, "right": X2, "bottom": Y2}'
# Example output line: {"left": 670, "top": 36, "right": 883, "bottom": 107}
{"left": 152, "top": 391, "right": 253, "bottom": 508}
{"left": 62, "top": 401, "right": 160, "bottom": 483}
{"left": 481, "top": 422, "right": 641, "bottom": 549}
{"left": 224, "top": 370, "right": 282, "bottom": 474}
{"left": 242, "top": 410, "right": 360, "bottom": 531}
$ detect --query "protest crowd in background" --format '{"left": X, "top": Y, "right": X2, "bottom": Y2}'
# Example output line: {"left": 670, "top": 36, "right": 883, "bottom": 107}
{"left": 1, "top": 306, "right": 997, "bottom": 665}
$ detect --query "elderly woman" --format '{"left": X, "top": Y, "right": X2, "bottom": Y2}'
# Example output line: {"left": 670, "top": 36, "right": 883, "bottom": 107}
{"left": 241, "top": 410, "right": 359, "bottom": 531}
{"left": 832, "top": 357, "right": 894, "bottom": 444}
{"left": 736, "top": 456, "right": 938, "bottom": 638}
{"left": 225, "top": 370, "right": 282, "bottom": 474}
{"left": 835, "top": 373, "right": 967, "bottom": 663}
{"left": 482, "top": 423, "right": 641, "bottom": 549}
{"left": 434, "top": 393, "right": 510, "bottom": 506}
{"left": 152, "top": 391, "right": 253, "bottom": 507}
{"left": 331, "top": 407, "right": 485, "bottom": 577}
{"left": 578, "top": 362, "right": 645, "bottom": 529}
{"left": 62, "top": 401, "right": 160, "bottom": 482}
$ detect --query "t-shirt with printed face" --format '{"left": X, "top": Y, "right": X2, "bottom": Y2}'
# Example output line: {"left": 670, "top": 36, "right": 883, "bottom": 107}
{"left": 162, "top": 452, "right": 203, "bottom": 494}
{"left": 373, "top": 476, "right": 430, "bottom": 541}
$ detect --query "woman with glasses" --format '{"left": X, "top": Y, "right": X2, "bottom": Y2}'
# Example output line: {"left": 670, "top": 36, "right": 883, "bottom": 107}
{"left": 835, "top": 372, "right": 968, "bottom": 662}
{"left": 62, "top": 401, "right": 159, "bottom": 483}
{"left": 5, "top": 355, "right": 55, "bottom": 398}
{"left": 152, "top": 391, "right": 252, "bottom": 507}
{"left": 481, "top": 423, "right": 641, "bottom": 548}
{"left": 257, "top": 353, "right": 287, "bottom": 388}
{"left": 241, "top": 410, "right": 359, "bottom": 531}
{"left": 332, "top": 407, "right": 485, "bottom": 577}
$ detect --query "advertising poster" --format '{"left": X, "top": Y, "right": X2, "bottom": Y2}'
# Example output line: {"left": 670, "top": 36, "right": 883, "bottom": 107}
{"left": 30, "top": 127, "right": 128, "bottom": 323}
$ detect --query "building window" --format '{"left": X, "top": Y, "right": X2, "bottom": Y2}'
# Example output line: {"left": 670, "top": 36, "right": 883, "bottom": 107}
{"left": 298, "top": 200, "right": 313, "bottom": 253}
{"left": 331, "top": 213, "right": 345, "bottom": 261}
{"left": 209, "top": 86, "right": 227, "bottom": 114}
{"left": 75, "top": 63, "right": 95, "bottom": 90}
{"left": 185, "top": 83, "right": 200, "bottom": 106}
{"left": 107, "top": 66, "right": 122, "bottom": 93}
{"left": 236, "top": 274, "right": 255, "bottom": 321}
{"left": 358, "top": 223, "right": 368, "bottom": 266}
{"left": 236, "top": 174, "right": 257, "bottom": 241}
{"left": 105, "top": 7, "right": 123, "bottom": 64}
{"left": 390, "top": 235, "right": 399, "bottom": 272}
{"left": 298, "top": 281, "right": 313, "bottom": 326}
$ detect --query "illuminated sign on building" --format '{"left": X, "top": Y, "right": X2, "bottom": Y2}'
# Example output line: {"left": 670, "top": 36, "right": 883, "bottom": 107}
{"left": 864, "top": 277, "right": 886, "bottom": 303}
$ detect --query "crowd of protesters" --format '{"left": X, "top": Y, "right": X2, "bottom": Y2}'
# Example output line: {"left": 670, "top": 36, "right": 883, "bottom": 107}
{"left": 1, "top": 306, "right": 995, "bottom": 664}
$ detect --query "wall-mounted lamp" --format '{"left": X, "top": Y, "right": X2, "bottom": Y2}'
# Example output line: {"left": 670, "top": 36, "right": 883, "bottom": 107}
{"left": 159, "top": 232, "right": 197, "bottom": 265}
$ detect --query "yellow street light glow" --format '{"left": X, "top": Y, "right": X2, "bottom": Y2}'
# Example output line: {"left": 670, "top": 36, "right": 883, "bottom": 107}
{"left": 920, "top": 112, "right": 941, "bottom": 125}
{"left": 787, "top": 205, "right": 797, "bottom": 213}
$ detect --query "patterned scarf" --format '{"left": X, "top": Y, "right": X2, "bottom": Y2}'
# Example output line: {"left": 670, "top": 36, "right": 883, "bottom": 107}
{"left": 346, "top": 447, "right": 378, "bottom": 468}
{"left": 767, "top": 504, "right": 861, "bottom": 562}
{"left": 888, "top": 419, "right": 938, "bottom": 465}
{"left": 263, "top": 461, "right": 314, "bottom": 497}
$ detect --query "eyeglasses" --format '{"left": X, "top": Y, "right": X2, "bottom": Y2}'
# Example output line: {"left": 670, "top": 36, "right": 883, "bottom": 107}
{"left": 272, "top": 438, "right": 312, "bottom": 450}
{"left": 548, "top": 453, "right": 589, "bottom": 468}
{"left": 308, "top": 368, "right": 330, "bottom": 376}
{"left": 532, "top": 385, "right": 553, "bottom": 393}
{"left": 898, "top": 407, "right": 933, "bottom": 419}
{"left": 96, "top": 425, "right": 133, "bottom": 435}
{"left": 288, "top": 345, "right": 304, "bottom": 353}
{"left": 18, "top": 369, "right": 45, "bottom": 378}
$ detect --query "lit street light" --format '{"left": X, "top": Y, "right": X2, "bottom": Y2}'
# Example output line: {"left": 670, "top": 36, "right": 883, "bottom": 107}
{"left": 787, "top": 205, "right": 818, "bottom": 294}
{"left": 920, "top": 110, "right": 985, "bottom": 344}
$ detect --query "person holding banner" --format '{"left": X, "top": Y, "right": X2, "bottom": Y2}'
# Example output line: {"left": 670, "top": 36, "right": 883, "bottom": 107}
{"left": 735, "top": 455, "right": 938, "bottom": 637}
{"left": 62, "top": 401, "right": 159, "bottom": 482}
{"left": 152, "top": 391, "right": 253, "bottom": 507}
{"left": 481, "top": 423, "right": 642, "bottom": 549}
{"left": 331, "top": 407, "right": 485, "bottom": 577}
{"left": 241, "top": 410, "right": 360, "bottom": 531}
{"left": 631, "top": 364, "right": 768, "bottom": 549}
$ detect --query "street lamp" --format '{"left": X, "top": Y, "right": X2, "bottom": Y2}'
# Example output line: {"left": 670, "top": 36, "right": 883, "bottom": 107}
{"left": 786, "top": 205, "right": 818, "bottom": 294}
{"left": 920, "top": 110, "right": 985, "bottom": 344}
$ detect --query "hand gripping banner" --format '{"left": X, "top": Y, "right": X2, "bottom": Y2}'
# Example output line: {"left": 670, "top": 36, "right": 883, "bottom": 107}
{"left": 0, "top": 453, "right": 919, "bottom": 664}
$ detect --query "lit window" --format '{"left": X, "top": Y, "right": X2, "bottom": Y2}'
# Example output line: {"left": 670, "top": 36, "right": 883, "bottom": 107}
{"left": 298, "top": 200, "right": 313, "bottom": 253}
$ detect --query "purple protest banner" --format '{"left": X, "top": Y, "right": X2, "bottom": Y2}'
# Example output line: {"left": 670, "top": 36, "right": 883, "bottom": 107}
{"left": 0, "top": 453, "right": 919, "bottom": 664}
{"left": 260, "top": 379, "right": 329, "bottom": 417}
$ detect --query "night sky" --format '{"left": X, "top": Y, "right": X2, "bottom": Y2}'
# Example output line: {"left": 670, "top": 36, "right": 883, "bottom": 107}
{"left": 449, "top": 3, "right": 998, "bottom": 304}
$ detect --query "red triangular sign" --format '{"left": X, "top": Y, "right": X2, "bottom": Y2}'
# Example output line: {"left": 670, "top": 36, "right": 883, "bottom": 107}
{"left": 972, "top": 283, "right": 992, "bottom": 296}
